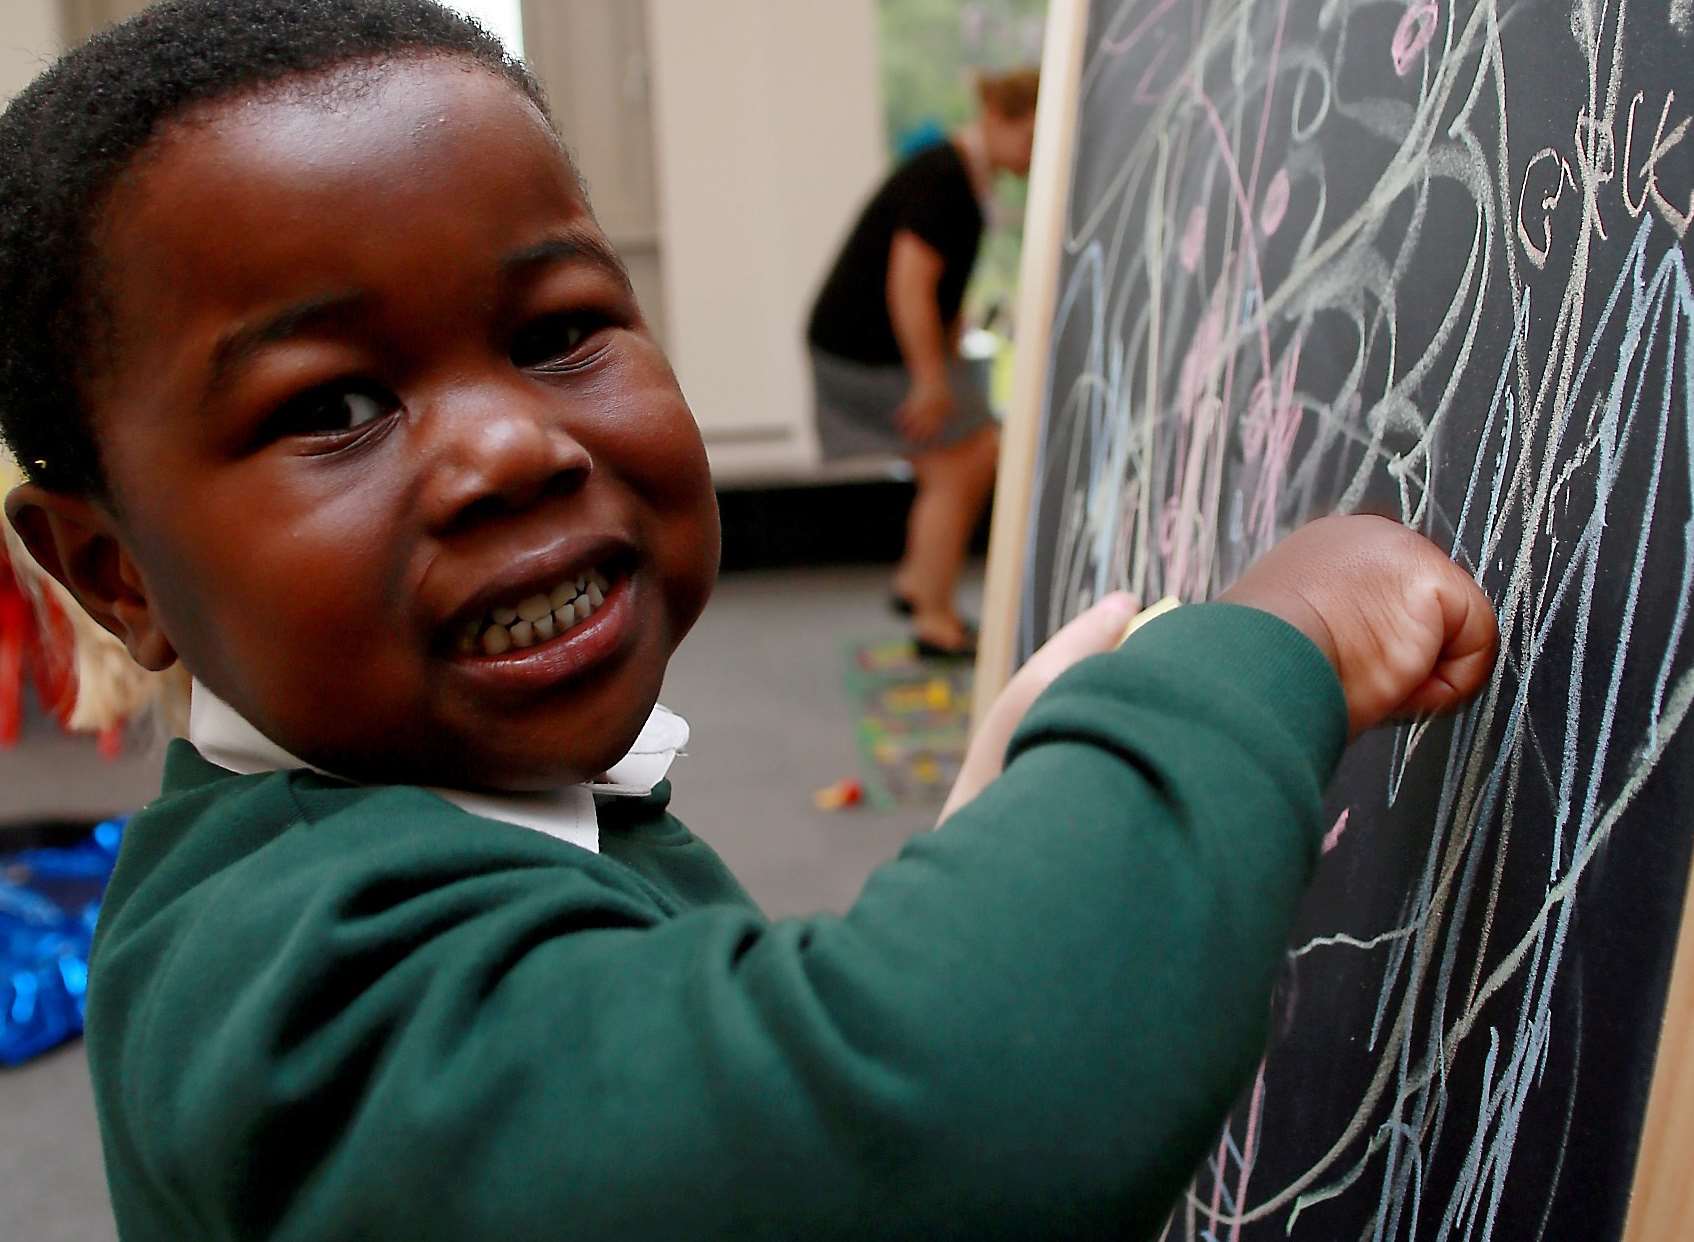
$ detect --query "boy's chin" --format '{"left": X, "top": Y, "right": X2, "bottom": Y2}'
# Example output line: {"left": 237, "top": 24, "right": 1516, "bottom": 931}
{"left": 311, "top": 721, "right": 647, "bottom": 795}
{"left": 431, "top": 733, "right": 645, "bottom": 795}
{"left": 460, "top": 758, "right": 624, "bottom": 795}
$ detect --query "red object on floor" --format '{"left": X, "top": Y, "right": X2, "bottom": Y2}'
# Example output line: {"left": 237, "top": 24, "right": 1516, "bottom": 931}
{"left": 812, "top": 777, "right": 865, "bottom": 811}
{"left": 0, "top": 548, "right": 92, "bottom": 749}
{"left": 0, "top": 575, "right": 24, "bottom": 747}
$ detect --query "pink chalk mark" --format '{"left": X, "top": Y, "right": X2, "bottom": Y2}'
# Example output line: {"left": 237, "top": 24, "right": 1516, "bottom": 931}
{"left": 1227, "top": 1061, "right": 1269, "bottom": 1242}
{"left": 1322, "top": 808, "right": 1351, "bottom": 855}
{"left": 1237, "top": 333, "right": 1303, "bottom": 541}
{"left": 1165, "top": 277, "right": 1232, "bottom": 592}
{"left": 1190, "top": 90, "right": 1278, "bottom": 446}
{"left": 1176, "top": 296, "right": 1225, "bottom": 414}
{"left": 1179, "top": 203, "right": 1206, "bottom": 272}
{"left": 1391, "top": 3, "right": 1439, "bottom": 76}
{"left": 1249, "top": 337, "right": 1304, "bottom": 538}
{"left": 1207, "top": 1124, "right": 1230, "bottom": 1230}
{"left": 1259, "top": 168, "right": 1291, "bottom": 237}
{"left": 1133, "top": 38, "right": 1181, "bottom": 105}
{"left": 1158, "top": 498, "right": 1181, "bottom": 561}
{"left": 1100, "top": 0, "right": 1180, "bottom": 53}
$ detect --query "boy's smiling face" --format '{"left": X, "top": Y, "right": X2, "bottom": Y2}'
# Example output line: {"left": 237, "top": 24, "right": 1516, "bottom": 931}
{"left": 79, "top": 57, "right": 719, "bottom": 790}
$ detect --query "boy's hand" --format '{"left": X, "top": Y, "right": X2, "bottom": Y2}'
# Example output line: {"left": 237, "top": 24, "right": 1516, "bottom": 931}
{"left": 1219, "top": 515, "right": 1498, "bottom": 738}
{"left": 939, "top": 592, "right": 1140, "bottom": 824}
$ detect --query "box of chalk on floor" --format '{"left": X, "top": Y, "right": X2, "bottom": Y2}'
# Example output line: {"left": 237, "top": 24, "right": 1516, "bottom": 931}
{"left": 842, "top": 636, "right": 973, "bottom": 810}
{"left": 1, "top": 817, "right": 125, "bottom": 1067}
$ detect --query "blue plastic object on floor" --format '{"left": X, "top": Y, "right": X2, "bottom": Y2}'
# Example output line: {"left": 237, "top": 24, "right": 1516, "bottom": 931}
{"left": 0, "top": 817, "right": 124, "bottom": 1067}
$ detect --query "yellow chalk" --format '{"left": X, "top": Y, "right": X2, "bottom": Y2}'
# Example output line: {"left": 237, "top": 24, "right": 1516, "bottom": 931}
{"left": 1117, "top": 595, "right": 1181, "bottom": 647}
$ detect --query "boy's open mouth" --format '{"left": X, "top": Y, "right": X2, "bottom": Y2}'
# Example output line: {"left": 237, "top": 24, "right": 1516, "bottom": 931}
{"left": 456, "top": 564, "right": 621, "bottom": 657}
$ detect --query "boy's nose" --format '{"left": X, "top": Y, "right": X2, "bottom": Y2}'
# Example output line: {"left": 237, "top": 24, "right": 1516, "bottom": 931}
{"left": 419, "top": 384, "right": 592, "bottom": 533}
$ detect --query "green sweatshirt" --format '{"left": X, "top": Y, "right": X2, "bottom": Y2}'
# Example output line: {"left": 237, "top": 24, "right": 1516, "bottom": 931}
{"left": 85, "top": 604, "right": 1346, "bottom": 1240}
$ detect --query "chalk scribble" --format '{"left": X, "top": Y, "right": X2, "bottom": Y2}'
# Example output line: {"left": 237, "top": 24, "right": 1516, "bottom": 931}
{"left": 1020, "top": 0, "right": 1693, "bottom": 1235}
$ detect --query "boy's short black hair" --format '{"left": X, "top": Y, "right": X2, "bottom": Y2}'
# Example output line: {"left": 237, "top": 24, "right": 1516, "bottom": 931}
{"left": 0, "top": 0, "right": 550, "bottom": 499}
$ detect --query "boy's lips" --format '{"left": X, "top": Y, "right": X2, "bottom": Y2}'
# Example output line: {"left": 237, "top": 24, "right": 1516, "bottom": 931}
{"left": 456, "top": 565, "right": 615, "bottom": 655}
{"left": 446, "top": 569, "right": 638, "bottom": 693}
{"left": 435, "top": 533, "right": 641, "bottom": 677}
{"left": 441, "top": 534, "right": 634, "bottom": 638}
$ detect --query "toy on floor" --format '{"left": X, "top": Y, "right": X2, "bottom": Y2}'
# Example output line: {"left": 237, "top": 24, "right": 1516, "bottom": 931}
{"left": 813, "top": 778, "right": 865, "bottom": 811}
{"left": 0, "top": 818, "right": 125, "bottom": 1066}
{"left": 844, "top": 635, "right": 973, "bottom": 809}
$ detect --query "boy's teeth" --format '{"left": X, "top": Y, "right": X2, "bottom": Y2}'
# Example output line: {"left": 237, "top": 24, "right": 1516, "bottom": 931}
{"left": 467, "top": 567, "right": 616, "bottom": 655}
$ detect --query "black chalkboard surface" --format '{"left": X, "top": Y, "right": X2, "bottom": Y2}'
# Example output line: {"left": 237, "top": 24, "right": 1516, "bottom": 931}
{"left": 989, "top": 0, "right": 1694, "bottom": 1236}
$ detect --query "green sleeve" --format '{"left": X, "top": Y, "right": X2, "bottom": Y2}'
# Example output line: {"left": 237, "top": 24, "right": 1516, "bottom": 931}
{"left": 120, "top": 603, "right": 1345, "bottom": 1241}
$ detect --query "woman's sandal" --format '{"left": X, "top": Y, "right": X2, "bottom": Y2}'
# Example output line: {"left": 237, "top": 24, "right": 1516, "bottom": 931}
{"left": 912, "top": 622, "right": 978, "bottom": 660}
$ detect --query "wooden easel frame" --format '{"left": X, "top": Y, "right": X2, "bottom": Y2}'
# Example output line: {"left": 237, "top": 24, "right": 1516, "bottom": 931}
{"left": 974, "top": 0, "right": 1694, "bottom": 1234}
{"left": 1623, "top": 855, "right": 1694, "bottom": 1238}
{"left": 971, "top": 0, "right": 1090, "bottom": 729}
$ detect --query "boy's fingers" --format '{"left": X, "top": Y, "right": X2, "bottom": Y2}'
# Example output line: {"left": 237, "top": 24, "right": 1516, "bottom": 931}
{"left": 1022, "top": 592, "right": 1141, "bottom": 682}
{"left": 1441, "top": 574, "right": 1498, "bottom": 671}
{"left": 942, "top": 592, "right": 1142, "bottom": 825}
{"left": 1388, "top": 569, "right": 1498, "bottom": 719}
{"left": 1430, "top": 566, "right": 1498, "bottom": 703}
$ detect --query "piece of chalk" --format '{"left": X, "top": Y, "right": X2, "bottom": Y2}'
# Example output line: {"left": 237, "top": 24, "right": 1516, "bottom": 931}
{"left": 1116, "top": 595, "right": 1181, "bottom": 647}
{"left": 813, "top": 777, "right": 864, "bottom": 811}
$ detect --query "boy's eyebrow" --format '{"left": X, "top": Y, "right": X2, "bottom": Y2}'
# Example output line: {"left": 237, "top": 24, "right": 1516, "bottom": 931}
{"left": 205, "top": 291, "right": 367, "bottom": 396}
{"left": 201, "top": 233, "right": 628, "bottom": 397}
{"left": 501, "top": 231, "right": 632, "bottom": 291}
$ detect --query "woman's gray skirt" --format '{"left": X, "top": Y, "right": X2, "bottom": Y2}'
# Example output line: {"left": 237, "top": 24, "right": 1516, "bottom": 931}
{"left": 810, "top": 347, "right": 996, "bottom": 460}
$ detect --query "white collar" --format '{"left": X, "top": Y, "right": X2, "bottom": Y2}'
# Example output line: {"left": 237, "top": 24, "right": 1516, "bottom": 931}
{"left": 186, "top": 680, "right": 690, "bottom": 856}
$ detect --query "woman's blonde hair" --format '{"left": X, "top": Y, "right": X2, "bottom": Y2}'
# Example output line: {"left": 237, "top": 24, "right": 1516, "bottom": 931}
{"left": 975, "top": 67, "right": 1040, "bottom": 120}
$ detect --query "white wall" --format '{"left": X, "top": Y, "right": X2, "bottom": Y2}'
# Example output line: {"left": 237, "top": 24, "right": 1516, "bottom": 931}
{"left": 522, "top": 1, "right": 669, "bottom": 345}
{"left": 645, "top": 1, "right": 885, "bottom": 482}
{"left": 0, "top": 0, "right": 59, "bottom": 101}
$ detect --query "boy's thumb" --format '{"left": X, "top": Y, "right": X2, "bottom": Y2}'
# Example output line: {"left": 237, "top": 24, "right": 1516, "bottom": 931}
{"left": 1023, "top": 591, "right": 1142, "bottom": 682}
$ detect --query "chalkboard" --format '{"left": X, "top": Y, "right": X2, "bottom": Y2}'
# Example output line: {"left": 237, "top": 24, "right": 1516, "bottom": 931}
{"left": 977, "top": 0, "right": 1694, "bottom": 1236}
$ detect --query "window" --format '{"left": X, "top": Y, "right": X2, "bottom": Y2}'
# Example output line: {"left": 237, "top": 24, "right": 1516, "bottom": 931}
{"left": 877, "top": 0, "right": 1048, "bottom": 384}
{"left": 439, "top": 0, "right": 524, "bottom": 58}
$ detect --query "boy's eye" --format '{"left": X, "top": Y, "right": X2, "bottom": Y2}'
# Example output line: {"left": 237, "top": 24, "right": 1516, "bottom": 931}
{"left": 267, "top": 382, "right": 399, "bottom": 440}
{"left": 511, "top": 313, "right": 609, "bottom": 371}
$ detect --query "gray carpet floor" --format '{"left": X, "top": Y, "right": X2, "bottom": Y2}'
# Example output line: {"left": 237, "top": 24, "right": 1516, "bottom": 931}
{"left": 0, "top": 561, "right": 980, "bottom": 1238}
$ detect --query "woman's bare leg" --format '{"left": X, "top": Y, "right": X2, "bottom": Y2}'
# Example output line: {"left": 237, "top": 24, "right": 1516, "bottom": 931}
{"left": 893, "top": 424, "right": 1000, "bottom": 649}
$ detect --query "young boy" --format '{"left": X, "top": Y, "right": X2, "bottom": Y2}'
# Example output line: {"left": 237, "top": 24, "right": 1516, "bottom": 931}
{"left": 0, "top": 2, "right": 1496, "bottom": 1238}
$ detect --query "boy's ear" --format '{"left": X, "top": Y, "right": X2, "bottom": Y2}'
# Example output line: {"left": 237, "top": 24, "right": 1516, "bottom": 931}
{"left": 4, "top": 483, "right": 178, "bottom": 672}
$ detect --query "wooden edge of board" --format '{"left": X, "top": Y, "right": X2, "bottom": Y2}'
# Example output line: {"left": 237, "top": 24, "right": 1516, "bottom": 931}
{"left": 970, "top": 0, "right": 1091, "bottom": 735}
{"left": 1621, "top": 840, "right": 1694, "bottom": 1239}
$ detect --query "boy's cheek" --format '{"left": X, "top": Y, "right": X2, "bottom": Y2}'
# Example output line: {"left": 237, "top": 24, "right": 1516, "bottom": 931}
{"left": 650, "top": 461, "right": 720, "bottom": 640}
{"left": 631, "top": 400, "right": 719, "bottom": 636}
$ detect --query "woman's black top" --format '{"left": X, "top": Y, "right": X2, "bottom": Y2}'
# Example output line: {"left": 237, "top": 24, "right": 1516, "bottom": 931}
{"left": 807, "top": 141, "right": 985, "bottom": 366}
